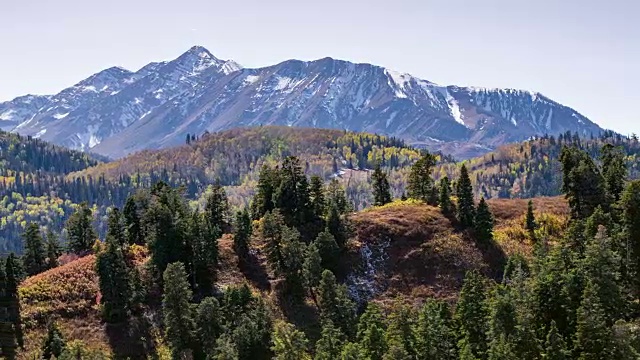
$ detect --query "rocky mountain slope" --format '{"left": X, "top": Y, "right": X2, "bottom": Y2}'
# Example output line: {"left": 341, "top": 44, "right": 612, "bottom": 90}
{"left": 2, "top": 46, "right": 604, "bottom": 158}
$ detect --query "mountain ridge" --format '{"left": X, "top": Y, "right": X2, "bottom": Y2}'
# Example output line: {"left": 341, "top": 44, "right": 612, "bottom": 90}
{"left": 1, "top": 45, "right": 605, "bottom": 159}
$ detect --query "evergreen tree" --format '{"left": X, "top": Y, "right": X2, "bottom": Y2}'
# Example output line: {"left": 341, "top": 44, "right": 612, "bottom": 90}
{"left": 315, "top": 321, "right": 344, "bottom": 360}
{"left": 559, "top": 146, "right": 605, "bottom": 219}
{"left": 474, "top": 197, "right": 494, "bottom": 246}
{"left": 190, "top": 210, "right": 218, "bottom": 296}
{"left": 65, "top": 202, "right": 97, "bottom": 254}
{"left": 271, "top": 321, "right": 311, "bottom": 360}
{"left": 5, "top": 254, "right": 22, "bottom": 350}
{"left": 302, "top": 243, "right": 323, "bottom": 303}
{"left": 455, "top": 271, "right": 488, "bottom": 359}
{"left": 204, "top": 184, "right": 230, "bottom": 234}
{"left": 456, "top": 165, "right": 475, "bottom": 228}
{"left": 458, "top": 337, "right": 479, "bottom": 360}
{"left": 326, "top": 203, "right": 348, "bottom": 249}
{"left": 252, "top": 165, "right": 279, "bottom": 220}
{"left": 382, "top": 344, "right": 412, "bottom": 360}
{"left": 407, "top": 152, "right": 436, "bottom": 203}
{"left": 213, "top": 334, "right": 240, "bottom": 360}
{"left": 233, "top": 209, "right": 252, "bottom": 259}
{"left": 273, "top": 156, "right": 312, "bottom": 229}
{"left": 196, "top": 296, "right": 222, "bottom": 352}
{"left": 22, "top": 223, "right": 46, "bottom": 276}
{"left": 314, "top": 230, "right": 340, "bottom": 274}
{"left": 357, "top": 303, "right": 388, "bottom": 360}
{"left": 326, "top": 179, "right": 351, "bottom": 215}
{"left": 372, "top": 165, "right": 392, "bottom": 206}
{"left": 163, "top": 262, "right": 196, "bottom": 359}
{"left": 262, "top": 211, "right": 287, "bottom": 276}
{"left": 45, "top": 230, "right": 61, "bottom": 269}
{"left": 106, "top": 207, "right": 126, "bottom": 246}
{"left": 544, "top": 321, "right": 567, "bottom": 360}
{"left": 341, "top": 342, "right": 366, "bottom": 360}
{"left": 41, "top": 321, "right": 66, "bottom": 360}
{"left": 318, "top": 270, "right": 357, "bottom": 338}
{"left": 573, "top": 281, "right": 615, "bottom": 360}
{"left": 620, "top": 180, "right": 640, "bottom": 296}
{"left": 439, "top": 176, "right": 454, "bottom": 216}
{"left": 279, "top": 227, "right": 307, "bottom": 298}
{"left": 416, "top": 299, "right": 457, "bottom": 360}
{"left": 310, "top": 175, "right": 326, "bottom": 221}
{"left": 385, "top": 302, "right": 416, "bottom": 358}
{"left": 96, "top": 235, "right": 131, "bottom": 323}
{"left": 123, "top": 196, "right": 143, "bottom": 245}
{"left": 487, "top": 335, "right": 517, "bottom": 360}
{"left": 0, "top": 260, "right": 17, "bottom": 360}
{"left": 525, "top": 200, "right": 536, "bottom": 237}
{"left": 600, "top": 144, "right": 627, "bottom": 203}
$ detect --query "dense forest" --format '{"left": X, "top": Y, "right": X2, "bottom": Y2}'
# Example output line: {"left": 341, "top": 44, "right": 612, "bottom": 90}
{"left": 1, "top": 136, "right": 639, "bottom": 359}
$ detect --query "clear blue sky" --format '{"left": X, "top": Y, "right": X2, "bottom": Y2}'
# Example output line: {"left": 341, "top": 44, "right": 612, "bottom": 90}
{"left": 1, "top": 0, "right": 638, "bottom": 134}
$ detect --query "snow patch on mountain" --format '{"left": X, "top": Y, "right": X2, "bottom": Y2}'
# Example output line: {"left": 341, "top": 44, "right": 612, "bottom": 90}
{"left": 0, "top": 110, "right": 16, "bottom": 121}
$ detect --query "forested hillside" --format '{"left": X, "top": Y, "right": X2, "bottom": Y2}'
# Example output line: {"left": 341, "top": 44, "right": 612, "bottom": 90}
{"left": 3, "top": 138, "right": 640, "bottom": 359}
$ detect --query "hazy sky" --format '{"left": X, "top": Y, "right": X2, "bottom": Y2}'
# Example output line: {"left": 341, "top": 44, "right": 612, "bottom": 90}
{"left": 1, "top": 0, "right": 638, "bottom": 134}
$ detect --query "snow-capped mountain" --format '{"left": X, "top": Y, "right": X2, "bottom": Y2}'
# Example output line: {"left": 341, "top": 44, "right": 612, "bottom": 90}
{"left": 2, "top": 46, "right": 603, "bottom": 158}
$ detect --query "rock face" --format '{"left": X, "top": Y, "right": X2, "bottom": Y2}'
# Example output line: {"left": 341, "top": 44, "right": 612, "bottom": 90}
{"left": 2, "top": 46, "right": 603, "bottom": 159}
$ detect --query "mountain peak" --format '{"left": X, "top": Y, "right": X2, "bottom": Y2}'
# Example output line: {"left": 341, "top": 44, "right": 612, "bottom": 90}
{"left": 184, "top": 45, "right": 217, "bottom": 60}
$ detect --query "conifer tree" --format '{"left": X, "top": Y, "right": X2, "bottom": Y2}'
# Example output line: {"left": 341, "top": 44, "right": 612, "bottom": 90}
{"left": 487, "top": 335, "right": 517, "bottom": 360}
{"left": 416, "top": 299, "right": 457, "bottom": 360}
{"left": 96, "top": 233, "right": 131, "bottom": 323}
{"left": 213, "top": 334, "right": 239, "bottom": 360}
{"left": 341, "top": 342, "right": 365, "bottom": 360}
{"left": 302, "top": 243, "right": 323, "bottom": 303}
{"left": 382, "top": 345, "right": 412, "bottom": 360}
{"left": 620, "top": 180, "right": 640, "bottom": 296}
{"left": 196, "top": 297, "right": 222, "bottom": 352}
{"left": 600, "top": 144, "right": 627, "bottom": 203}
{"left": 22, "top": 223, "right": 46, "bottom": 276}
{"left": 41, "top": 322, "right": 66, "bottom": 360}
{"left": 315, "top": 321, "right": 344, "bottom": 360}
{"left": 271, "top": 321, "right": 311, "bottom": 360}
{"left": 326, "top": 203, "right": 348, "bottom": 249}
{"left": 279, "top": 227, "right": 307, "bottom": 298}
{"left": 45, "top": 230, "right": 61, "bottom": 270}
{"left": 326, "top": 179, "right": 351, "bottom": 215}
{"left": 357, "top": 304, "right": 388, "bottom": 360}
{"left": 233, "top": 209, "right": 252, "bottom": 259}
{"left": 318, "top": 270, "right": 357, "bottom": 338}
{"left": 190, "top": 210, "right": 218, "bottom": 296}
{"left": 573, "top": 281, "right": 614, "bottom": 360}
{"left": 252, "top": 165, "right": 280, "bottom": 219}
{"left": 456, "top": 165, "right": 475, "bottom": 228}
{"left": 544, "top": 321, "right": 567, "bottom": 360}
{"left": 204, "top": 184, "right": 230, "bottom": 234}
{"left": 274, "top": 156, "right": 312, "bottom": 229}
{"left": 314, "top": 230, "right": 340, "bottom": 274}
{"left": 106, "top": 207, "right": 126, "bottom": 246}
{"left": 66, "top": 202, "right": 97, "bottom": 254}
{"left": 474, "top": 197, "right": 494, "bottom": 245}
{"left": 407, "top": 152, "right": 436, "bottom": 203}
{"left": 455, "top": 271, "right": 488, "bottom": 359}
{"left": 372, "top": 165, "right": 392, "bottom": 206}
{"left": 458, "top": 337, "right": 478, "bottom": 360}
{"left": 5, "top": 254, "right": 22, "bottom": 350}
{"left": 262, "top": 211, "right": 287, "bottom": 276}
{"left": 385, "top": 302, "right": 416, "bottom": 358}
{"left": 123, "top": 196, "right": 143, "bottom": 245}
{"left": 310, "top": 175, "right": 326, "bottom": 221}
{"left": 559, "top": 146, "right": 605, "bottom": 219}
{"left": 0, "top": 259, "right": 17, "bottom": 359}
{"left": 525, "top": 200, "right": 536, "bottom": 238}
{"left": 163, "top": 262, "right": 196, "bottom": 359}
{"left": 439, "top": 176, "right": 454, "bottom": 216}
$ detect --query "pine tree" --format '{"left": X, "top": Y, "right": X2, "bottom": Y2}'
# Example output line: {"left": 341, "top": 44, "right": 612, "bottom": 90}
{"left": 41, "top": 321, "right": 66, "bottom": 360}
{"left": 233, "top": 209, "right": 252, "bottom": 259}
{"left": 310, "top": 175, "right": 326, "bottom": 221}
{"left": 45, "top": 230, "right": 61, "bottom": 269}
{"left": 302, "top": 243, "right": 323, "bottom": 303}
{"left": 96, "top": 235, "right": 131, "bottom": 323}
{"left": 544, "top": 321, "right": 567, "bottom": 360}
{"left": 204, "top": 184, "right": 229, "bottom": 234}
{"left": 620, "top": 180, "right": 640, "bottom": 296}
{"left": 271, "top": 321, "right": 311, "bottom": 360}
{"left": 280, "top": 227, "right": 307, "bottom": 298}
{"left": 382, "top": 345, "right": 412, "bottom": 360}
{"left": 274, "top": 156, "right": 312, "bottom": 229}
{"left": 559, "top": 146, "right": 605, "bottom": 219}
{"left": 326, "top": 203, "right": 348, "bottom": 249}
{"left": 163, "top": 262, "right": 196, "bottom": 359}
{"left": 22, "top": 223, "right": 46, "bottom": 276}
{"left": 357, "top": 304, "right": 387, "bottom": 360}
{"left": 456, "top": 165, "right": 475, "bottom": 228}
{"left": 341, "top": 342, "right": 366, "bottom": 360}
{"left": 123, "top": 196, "right": 143, "bottom": 245}
{"left": 372, "top": 165, "right": 392, "bottom": 206}
{"left": 315, "top": 321, "right": 344, "bottom": 360}
{"left": 262, "top": 211, "right": 287, "bottom": 276}
{"left": 385, "top": 302, "right": 416, "bottom": 358}
{"left": 318, "top": 270, "right": 357, "bottom": 338}
{"left": 5, "top": 254, "right": 22, "bottom": 350}
{"left": 407, "top": 153, "right": 436, "bottom": 203}
{"left": 213, "top": 334, "right": 240, "bottom": 360}
{"left": 190, "top": 210, "right": 218, "bottom": 296}
{"left": 314, "top": 230, "right": 340, "bottom": 274}
{"left": 458, "top": 337, "right": 478, "bottom": 360}
{"left": 474, "top": 197, "right": 494, "bottom": 246}
{"left": 600, "top": 144, "right": 627, "bottom": 203}
{"left": 66, "top": 202, "right": 97, "bottom": 254}
{"left": 416, "top": 299, "right": 456, "bottom": 360}
{"left": 439, "top": 176, "right": 454, "bottom": 216}
{"left": 487, "top": 335, "right": 517, "bottom": 360}
{"left": 455, "top": 271, "right": 488, "bottom": 359}
{"left": 196, "top": 297, "right": 222, "bottom": 352}
{"left": 573, "top": 281, "right": 614, "bottom": 360}
{"left": 0, "top": 259, "right": 17, "bottom": 360}
{"left": 107, "top": 207, "right": 126, "bottom": 246}
{"left": 525, "top": 200, "right": 536, "bottom": 238}
{"left": 253, "top": 165, "right": 280, "bottom": 219}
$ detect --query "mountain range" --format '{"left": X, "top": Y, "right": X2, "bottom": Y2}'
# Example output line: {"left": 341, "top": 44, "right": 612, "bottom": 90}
{"left": 0, "top": 45, "right": 604, "bottom": 159}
